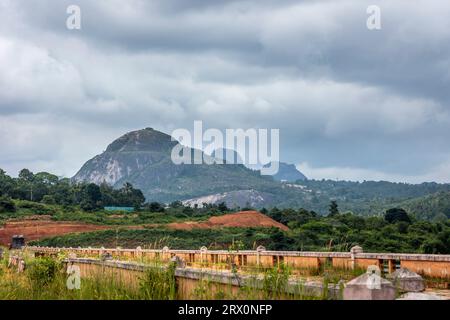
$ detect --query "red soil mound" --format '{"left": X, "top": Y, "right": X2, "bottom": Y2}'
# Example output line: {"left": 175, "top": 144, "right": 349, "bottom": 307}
{"left": 167, "top": 211, "right": 288, "bottom": 231}
{"left": 0, "top": 219, "right": 112, "bottom": 246}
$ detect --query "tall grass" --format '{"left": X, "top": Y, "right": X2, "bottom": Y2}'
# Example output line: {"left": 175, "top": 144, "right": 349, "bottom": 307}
{"left": 139, "top": 262, "right": 177, "bottom": 299}
{"left": 0, "top": 252, "right": 178, "bottom": 300}
{"left": 0, "top": 250, "right": 370, "bottom": 300}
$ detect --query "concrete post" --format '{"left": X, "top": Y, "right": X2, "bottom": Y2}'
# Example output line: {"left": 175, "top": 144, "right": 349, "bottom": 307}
{"left": 136, "top": 246, "right": 142, "bottom": 260}
{"left": 350, "top": 246, "right": 363, "bottom": 270}
{"left": 99, "top": 247, "right": 105, "bottom": 258}
{"left": 256, "top": 246, "right": 266, "bottom": 267}
{"left": 388, "top": 260, "right": 395, "bottom": 274}
{"left": 200, "top": 246, "right": 208, "bottom": 265}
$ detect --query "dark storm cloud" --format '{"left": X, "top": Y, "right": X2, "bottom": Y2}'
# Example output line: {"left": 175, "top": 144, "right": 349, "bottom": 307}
{"left": 0, "top": 0, "right": 449, "bottom": 182}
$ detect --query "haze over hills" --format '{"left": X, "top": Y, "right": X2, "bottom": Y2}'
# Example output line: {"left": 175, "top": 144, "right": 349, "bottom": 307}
{"left": 72, "top": 127, "right": 450, "bottom": 219}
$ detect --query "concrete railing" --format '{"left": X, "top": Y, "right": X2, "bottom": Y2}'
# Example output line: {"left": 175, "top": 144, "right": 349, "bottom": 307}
{"left": 65, "top": 257, "right": 341, "bottom": 299}
{"left": 24, "top": 245, "right": 450, "bottom": 279}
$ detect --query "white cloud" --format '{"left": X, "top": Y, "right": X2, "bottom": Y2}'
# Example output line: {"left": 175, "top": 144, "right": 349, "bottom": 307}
{"left": 0, "top": 114, "right": 126, "bottom": 177}
{"left": 297, "top": 161, "right": 450, "bottom": 184}
{"left": 0, "top": 36, "right": 84, "bottom": 114}
{"left": 0, "top": 0, "right": 449, "bottom": 182}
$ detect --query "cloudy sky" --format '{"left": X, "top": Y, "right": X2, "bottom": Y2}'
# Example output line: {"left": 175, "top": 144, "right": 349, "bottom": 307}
{"left": 1, "top": 0, "right": 450, "bottom": 183}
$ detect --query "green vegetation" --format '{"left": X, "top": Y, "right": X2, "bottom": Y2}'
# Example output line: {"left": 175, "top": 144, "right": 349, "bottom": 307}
{"left": 269, "top": 180, "right": 450, "bottom": 219}
{"left": 139, "top": 263, "right": 177, "bottom": 300}
{"left": 31, "top": 227, "right": 275, "bottom": 249}
{"left": 2, "top": 166, "right": 450, "bottom": 255}
{"left": 262, "top": 264, "right": 291, "bottom": 299}
{"left": 0, "top": 168, "right": 145, "bottom": 212}
{"left": 27, "top": 257, "right": 62, "bottom": 287}
{"left": 398, "top": 191, "right": 450, "bottom": 221}
{"left": 71, "top": 128, "right": 450, "bottom": 220}
{"left": 0, "top": 254, "right": 178, "bottom": 300}
{"left": 2, "top": 167, "right": 450, "bottom": 220}
{"left": 0, "top": 251, "right": 328, "bottom": 300}
{"left": 0, "top": 199, "right": 232, "bottom": 227}
{"left": 265, "top": 206, "right": 450, "bottom": 254}
{"left": 0, "top": 167, "right": 235, "bottom": 225}
{"left": 32, "top": 205, "right": 450, "bottom": 254}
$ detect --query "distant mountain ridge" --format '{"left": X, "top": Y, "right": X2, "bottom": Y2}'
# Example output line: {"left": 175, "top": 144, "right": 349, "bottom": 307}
{"left": 264, "top": 162, "right": 307, "bottom": 182}
{"left": 73, "top": 128, "right": 279, "bottom": 202}
{"left": 72, "top": 127, "right": 450, "bottom": 220}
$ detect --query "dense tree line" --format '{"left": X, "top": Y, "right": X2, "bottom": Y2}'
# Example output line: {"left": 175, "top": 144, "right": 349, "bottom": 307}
{"left": 299, "top": 180, "right": 450, "bottom": 200}
{"left": 33, "top": 205, "right": 450, "bottom": 254}
{"left": 0, "top": 168, "right": 145, "bottom": 211}
{"left": 265, "top": 179, "right": 450, "bottom": 220}
{"left": 262, "top": 203, "right": 450, "bottom": 254}
{"left": 2, "top": 168, "right": 449, "bottom": 254}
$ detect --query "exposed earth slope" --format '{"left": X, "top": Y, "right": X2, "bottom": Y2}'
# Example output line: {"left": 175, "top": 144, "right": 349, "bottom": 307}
{"left": 167, "top": 210, "right": 288, "bottom": 231}
{"left": 0, "top": 219, "right": 112, "bottom": 246}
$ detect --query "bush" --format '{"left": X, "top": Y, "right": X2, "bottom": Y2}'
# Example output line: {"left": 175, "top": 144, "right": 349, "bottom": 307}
{"left": 385, "top": 208, "right": 411, "bottom": 224}
{"left": 139, "top": 263, "right": 177, "bottom": 299}
{"left": 16, "top": 200, "right": 52, "bottom": 215}
{"left": 27, "top": 257, "right": 62, "bottom": 287}
{"left": 0, "top": 197, "right": 16, "bottom": 213}
{"left": 41, "top": 195, "right": 56, "bottom": 205}
{"left": 420, "top": 238, "right": 446, "bottom": 254}
{"left": 147, "top": 202, "right": 165, "bottom": 213}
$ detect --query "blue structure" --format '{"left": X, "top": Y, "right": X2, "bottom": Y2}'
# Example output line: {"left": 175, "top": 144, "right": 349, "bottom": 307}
{"left": 104, "top": 206, "right": 135, "bottom": 212}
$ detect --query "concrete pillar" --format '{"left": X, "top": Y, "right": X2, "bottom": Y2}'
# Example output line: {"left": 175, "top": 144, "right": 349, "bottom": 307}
{"left": 350, "top": 246, "right": 363, "bottom": 270}
{"left": 200, "top": 246, "right": 208, "bottom": 265}
{"left": 99, "top": 247, "right": 105, "bottom": 258}
{"left": 388, "top": 260, "right": 395, "bottom": 274}
{"left": 136, "top": 246, "right": 142, "bottom": 260}
{"left": 256, "top": 246, "right": 266, "bottom": 267}
{"left": 162, "top": 246, "right": 170, "bottom": 261}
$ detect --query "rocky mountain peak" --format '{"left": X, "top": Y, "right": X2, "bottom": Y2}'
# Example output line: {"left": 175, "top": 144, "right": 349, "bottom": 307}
{"left": 105, "top": 127, "right": 177, "bottom": 153}
{"left": 264, "top": 161, "right": 307, "bottom": 182}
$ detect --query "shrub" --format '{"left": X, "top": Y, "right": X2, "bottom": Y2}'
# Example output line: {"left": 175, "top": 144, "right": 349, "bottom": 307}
{"left": 0, "top": 197, "right": 15, "bottom": 213}
{"left": 16, "top": 200, "right": 52, "bottom": 215}
{"left": 27, "top": 257, "right": 62, "bottom": 287}
{"left": 139, "top": 263, "right": 177, "bottom": 300}
{"left": 263, "top": 264, "right": 290, "bottom": 299}
{"left": 41, "top": 195, "right": 56, "bottom": 205}
{"left": 385, "top": 208, "right": 411, "bottom": 224}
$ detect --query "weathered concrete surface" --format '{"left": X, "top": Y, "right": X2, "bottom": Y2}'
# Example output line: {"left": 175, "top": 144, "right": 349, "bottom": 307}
{"left": 26, "top": 246, "right": 450, "bottom": 279}
{"left": 65, "top": 258, "right": 341, "bottom": 299}
{"left": 8, "top": 255, "right": 26, "bottom": 273}
{"left": 387, "top": 268, "right": 425, "bottom": 292}
{"left": 344, "top": 273, "right": 396, "bottom": 300}
{"left": 100, "top": 252, "right": 113, "bottom": 261}
{"left": 171, "top": 255, "right": 186, "bottom": 268}
{"left": 397, "top": 292, "right": 444, "bottom": 300}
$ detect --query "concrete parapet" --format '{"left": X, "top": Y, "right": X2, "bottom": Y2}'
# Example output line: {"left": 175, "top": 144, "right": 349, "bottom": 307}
{"left": 64, "top": 257, "right": 340, "bottom": 299}
{"left": 24, "top": 246, "right": 450, "bottom": 279}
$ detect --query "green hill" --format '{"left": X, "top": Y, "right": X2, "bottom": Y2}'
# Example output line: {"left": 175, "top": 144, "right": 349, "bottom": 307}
{"left": 398, "top": 191, "right": 450, "bottom": 221}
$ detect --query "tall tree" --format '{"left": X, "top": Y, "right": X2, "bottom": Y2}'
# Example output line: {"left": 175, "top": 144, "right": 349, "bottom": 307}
{"left": 385, "top": 208, "right": 411, "bottom": 224}
{"left": 328, "top": 200, "right": 339, "bottom": 216}
{"left": 18, "top": 169, "right": 34, "bottom": 182}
